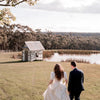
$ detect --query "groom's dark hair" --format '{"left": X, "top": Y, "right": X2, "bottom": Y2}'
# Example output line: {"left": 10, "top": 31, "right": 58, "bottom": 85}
{"left": 71, "top": 61, "right": 76, "bottom": 67}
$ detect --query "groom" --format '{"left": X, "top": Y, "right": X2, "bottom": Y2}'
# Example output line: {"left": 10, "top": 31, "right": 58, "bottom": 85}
{"left": 68, "top": 61, "right": 84, "bottom": 100}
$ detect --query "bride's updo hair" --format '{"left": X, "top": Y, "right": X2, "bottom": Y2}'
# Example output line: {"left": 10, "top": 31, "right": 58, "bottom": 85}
{"left": 54, "top": 64, "right": 64, "bottom": 80}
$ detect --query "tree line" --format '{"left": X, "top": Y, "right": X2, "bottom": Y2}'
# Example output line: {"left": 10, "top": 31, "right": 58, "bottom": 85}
{"left": 0, "top": 24, "right": 100, "bottom": 51}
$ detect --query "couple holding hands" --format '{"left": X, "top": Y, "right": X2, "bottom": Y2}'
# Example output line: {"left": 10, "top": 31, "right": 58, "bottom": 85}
{"left": 43, "top": 61, "right": 84, "bottom": 100}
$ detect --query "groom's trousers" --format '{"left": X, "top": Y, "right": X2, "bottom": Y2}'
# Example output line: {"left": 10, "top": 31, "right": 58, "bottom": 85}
{"left": 69, "top": 91, "right": 81, "bottom": 100}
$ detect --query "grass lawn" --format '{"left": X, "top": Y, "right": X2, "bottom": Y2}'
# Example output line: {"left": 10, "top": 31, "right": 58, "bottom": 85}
{"left": 0, "top": 52, "right": 100, "bottom": 100}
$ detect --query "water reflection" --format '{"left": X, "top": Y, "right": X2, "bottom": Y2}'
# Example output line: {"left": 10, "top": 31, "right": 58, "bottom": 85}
{"left": 44, "top": 53, "right": 100, "bottom": 64}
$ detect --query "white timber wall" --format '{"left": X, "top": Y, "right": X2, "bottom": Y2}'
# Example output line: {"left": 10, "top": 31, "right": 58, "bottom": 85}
{"left": 22, "top": 50, "right": 44, "bottom": 62}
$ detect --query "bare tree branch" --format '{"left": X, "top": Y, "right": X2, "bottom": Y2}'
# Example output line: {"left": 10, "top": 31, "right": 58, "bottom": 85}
{"left": 0, "top": 0, "right": 5, "bottom": 2}
{"left": 14, "top": 0, "right": 26, "bottom": 6}
{"left": 0, "top": 0, "right": 38, "bottom": 6}
{"left": 6, "top": 0, "right": 11, "bottom": 4}
{"left": 0, "top": 4, "right": 10, "bottom": 6}
{"left": 0, "top": 0, "right": 38, "bottom": 25}
{"left": 0, "top": 0, "right": 26, "bottom": 6}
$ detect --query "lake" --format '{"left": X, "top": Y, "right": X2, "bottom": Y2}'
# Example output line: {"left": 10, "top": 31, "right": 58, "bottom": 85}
{"left": 44, "top": 53, "right": 100, "bottom": 64}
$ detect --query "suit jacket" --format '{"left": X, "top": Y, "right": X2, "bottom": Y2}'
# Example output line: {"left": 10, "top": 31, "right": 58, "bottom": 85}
{"left": 68, "top": 68, "right": 84, "bottom": 93}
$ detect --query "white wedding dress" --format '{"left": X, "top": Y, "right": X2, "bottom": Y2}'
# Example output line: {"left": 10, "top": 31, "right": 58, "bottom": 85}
{"left": 43, "top": 72, "right": 70, "bottom": 100}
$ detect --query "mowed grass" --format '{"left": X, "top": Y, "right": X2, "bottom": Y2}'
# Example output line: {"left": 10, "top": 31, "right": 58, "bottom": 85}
{"left": 0, "top": 52, "right": 100, "bottom": 100}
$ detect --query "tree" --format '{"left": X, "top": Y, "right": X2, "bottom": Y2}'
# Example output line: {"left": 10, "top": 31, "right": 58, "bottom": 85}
{"left": 0, "top": 0, "right": 38, "bottom": 7}
{"left": 0, "top": 8, "right": 16, "bottom": 25}
{"left": 0, "top": 0, "right": 39, "bottom": 25}
{"left": 35, "top": 29, "right": 41, "bottom": 33}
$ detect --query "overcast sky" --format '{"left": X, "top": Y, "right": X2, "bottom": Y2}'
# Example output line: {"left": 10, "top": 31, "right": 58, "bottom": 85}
{"left": 1, "top": 0, "right": 100, "bottom": 32}
{"left": 34, "top": 0, "right": 100, "bottom": 13}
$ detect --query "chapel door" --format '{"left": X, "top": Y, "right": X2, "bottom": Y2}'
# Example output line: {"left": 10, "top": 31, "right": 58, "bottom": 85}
{"left": 25, "top": 50, "right": 28, "bottom": 61}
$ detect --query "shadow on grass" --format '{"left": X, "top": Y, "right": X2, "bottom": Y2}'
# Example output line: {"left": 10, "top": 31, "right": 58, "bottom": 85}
{"left": 0, "top": 60, "right": 24, "bottom": 64}
{"left": 0, "top": 60, "right": 43, "bottom": 64}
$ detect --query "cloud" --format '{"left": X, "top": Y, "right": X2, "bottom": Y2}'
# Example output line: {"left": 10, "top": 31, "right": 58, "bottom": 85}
{"left": 1, "top": 0, "right": 100, "bottom": 32}
{"left": 34, "top": 0, "right": 64, "bottom": 12}
{"left": 82, "top": 1, "right": 100, "bottom": 13}
{"left": 0, "top": 0, "right": 99, "bottom": 14}
{"left": 33, "top": 0, "right": 100, "bottom": 13}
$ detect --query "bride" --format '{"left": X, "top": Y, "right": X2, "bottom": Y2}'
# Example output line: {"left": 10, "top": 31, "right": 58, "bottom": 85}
{"left": 43, "top": 64, "right": 70, "bottom": 100}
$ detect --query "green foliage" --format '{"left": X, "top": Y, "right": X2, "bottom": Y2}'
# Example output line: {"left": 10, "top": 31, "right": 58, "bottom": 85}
{"left": 1, "top": 24, "right": 100, "bottom": 51}
{"left": 36, "top": 32, "right": 100, "bottom": 51}
{"left": 0, "top": 24, "right": 36, "bottom": 50}
{"left": 0, "top": 8, "right": 16, "bottom": 25}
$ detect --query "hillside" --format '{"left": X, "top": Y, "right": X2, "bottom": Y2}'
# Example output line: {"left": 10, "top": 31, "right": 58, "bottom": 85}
{"left": 51, "top": 32, "right": 100, "bottom": 36}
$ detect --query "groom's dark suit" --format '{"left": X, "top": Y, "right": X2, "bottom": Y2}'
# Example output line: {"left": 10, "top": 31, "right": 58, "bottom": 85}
{"left": 68, "top": 68, "right": 84, "bottom": 100}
